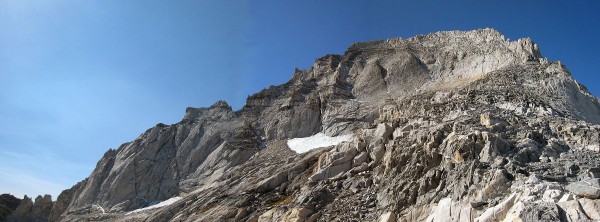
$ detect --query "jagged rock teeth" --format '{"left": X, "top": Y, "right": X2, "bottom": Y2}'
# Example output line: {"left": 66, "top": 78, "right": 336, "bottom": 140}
{"left": 5, "top": 195, "right": 53, "bottom": 222}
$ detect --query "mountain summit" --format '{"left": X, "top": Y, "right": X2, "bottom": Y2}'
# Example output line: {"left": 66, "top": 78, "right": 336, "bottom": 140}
{"left": 6, "top": 29, "right": 600, "bottom": 222}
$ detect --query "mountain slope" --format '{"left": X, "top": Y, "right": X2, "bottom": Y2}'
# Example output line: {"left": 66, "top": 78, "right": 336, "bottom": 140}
{"left": 38, "top": 29, "right": 600, "bottom": 222}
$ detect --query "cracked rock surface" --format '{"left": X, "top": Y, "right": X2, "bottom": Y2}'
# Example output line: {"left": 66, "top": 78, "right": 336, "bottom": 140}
{"left": 8, "top": 29, "right": 600, "bottom": 222}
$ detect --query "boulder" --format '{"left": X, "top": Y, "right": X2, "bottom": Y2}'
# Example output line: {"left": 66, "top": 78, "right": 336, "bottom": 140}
{"left": 353, "top": 152, "right": 369, "bottom": 166}
{"left": 287, "top": 208, "right": 313, "bottom": 222}
{"left": 424, "top": 198, "right": 473, "bottom": 222}
{"left": 356, "top": 140, "right": 367, "bottom": 152}
{"left": 424, "top": 198, "right": 452, "bottom": 222}
{"left": 558, "top": 193, "right": 574, "bottom": 203}
{"left": 310, "top": 161, "right": 352, "bottom": 181}
{"left": 577, "top": 198, "right": 600, "bottom": 220}
{"left": 558, "top": 200, "right": 590, "bottom": 222}
{"left": 351, "top": 163, "right": 369, "bottom": 174}
{"left": 256, "top": 171, "right": 289, "bottom": 193}
{"left": 566, "top": 178, "right": 600, "bottom": 199}
{"left": 374, "top": 123, "right": 394, "bottom": 142}
{"left": 392, "top": 127, "right": 406, "bottom": 139}
{"left": 310, "top": 143, "right": 358, "bottom": 181}
{"left": 477, "top": 169, "right": 510, "bottom": 200}
{"left": 475, "top": 193, "right": 519, "bottom": 222}
{"left": 513, "top": 138, "right": 542, "bottom": 163}
{"left": 479, "top": 133, "right": 511, "bottom": 163}
{"left": 258, "top": 209, "right": 280, "bottom": 222}
{"left": 369, "top": 138, "right": 386, "bottom": 163}
{"left": 542, "top": 189, "right": 563, "bottom": 203}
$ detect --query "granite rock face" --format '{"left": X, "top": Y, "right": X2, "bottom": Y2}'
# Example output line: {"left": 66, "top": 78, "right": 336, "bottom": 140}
{"left": 26, "top": 29, "right": 600, "bottom": 222}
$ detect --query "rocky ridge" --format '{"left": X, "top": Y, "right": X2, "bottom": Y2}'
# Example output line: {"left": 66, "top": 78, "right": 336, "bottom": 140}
{"left": 8, "top": 29, "right": 600, "bottom": 222}
{"left": 0, "top": 194, "right": 21, "bottom": 221}
{"left": 3, "top": 194, "right": 53, "bottom": 222}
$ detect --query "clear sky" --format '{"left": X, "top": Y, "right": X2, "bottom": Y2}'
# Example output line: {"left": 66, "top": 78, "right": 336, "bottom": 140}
{"left": 1, "top": 0, "right": 599, "bottom": 199}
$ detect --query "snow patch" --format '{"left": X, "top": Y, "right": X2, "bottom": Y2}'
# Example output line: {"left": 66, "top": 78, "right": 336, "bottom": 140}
{"left": 126, "top": 196, "right": 182, "bottom": 215}
{"left": 287, "top": 133, "right": 354, "bottom": 153}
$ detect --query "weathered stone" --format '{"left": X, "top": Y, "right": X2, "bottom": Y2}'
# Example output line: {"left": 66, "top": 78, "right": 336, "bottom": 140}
{"left": 256, "top": 171, "right": 289, "bottom": 193}
{"left": 522, "top": 202, "right": 561, "bottom": 222}
{"left": 480, "top": 112, "right": 505, "bottom": 128}
{"left": 578, "top": 198, "right": 600, "bottom": 220}
{"left": 566, "top": 178, "right": 600, "bottom": 199}
{"left": 290, "top": 208, "right": 313, "bottom": 221}
{"left": 258, "top": 207, "right": 313, "bottom": 222}
{"left": 356, "top": 140, "right": 367, "bottom": 152}
{"left": 352, "top": 163, "right": 369, "bottom": 174}
{"left": 477, "top": 169, "right": 510, "bottom": 200}
{"left": 379, "top": 211, "right": 396, "bottom": 222}
{"left": 310, "top": 161, "right": 352, "bottom": 181}
{"left": 305, "top": 212, "right": 320, "bottom": 222}
{"left": 246, "top": 215, "right": 259, "bottom": 222}
{"left": 7, "top": 194, "right": 53, "bottom": 222}
{"left": 0, "top": 194, "right": 20, "bottom": 221}
{"left": 558, "top": 200, "right": 590, "bottom": 222}
{"left": 369, "top": 139, "right": 386, "bottom": 163}
{"left": 235, "top": 208, "right": 249, "bottom": 221}
{"left": 424, "top": 198, "right": 452, "bottom": 222}
{"left": 558, "top": 193, "right": 575, "bottom": 203}
{"left": 10, "top": 195, "right": 33, "bottom": 219}
{"left": 588, "top": 167, "right": 600, "bottom": 178}
{"left": 470, "top": 201, "right": 486, "bottom": 208}
{"left": 258, "top": 209, "right": 278, "bottom": 222}
{"left": 309, "top": 143, "right": 359, "bottom": 181}
{"left": 375, "top": 123, "right": 394, "bottom": 142}
{"left": 479, "top": 132, "right": 511, "bottom": 163}
{"left": 542, "top": 189, "right": 563, "bottom": 203}
{"left": 353, "top": 152, "right": 369, "bottom": 166}
{"left": 26, "top": 29, "right": 600, "bottom": 222}
{"left": 475, "top": 193, "right": 518, "bottom": 222}
{"left": 392, "top": 127, "right": 404, "bottom": 139}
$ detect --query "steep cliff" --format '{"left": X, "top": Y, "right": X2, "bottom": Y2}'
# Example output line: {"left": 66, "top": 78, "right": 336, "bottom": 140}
{"left": 41, "top": 29, "right": 600, "bottom": 222}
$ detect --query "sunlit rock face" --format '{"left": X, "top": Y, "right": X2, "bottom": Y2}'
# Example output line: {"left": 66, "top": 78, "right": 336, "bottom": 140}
{"left": 22, "top": 29, "right": 600, "bottom": 222}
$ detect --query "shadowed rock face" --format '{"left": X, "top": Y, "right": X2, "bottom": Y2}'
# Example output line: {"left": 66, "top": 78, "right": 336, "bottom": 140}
{"left": 6, "top": 195, "right": 53, "bottom": 222}
{"left": 39, "top": 29, "right": 600, "bottom": 222}
{"left": 0, "top": 194, "right": 21, "bottom": 221}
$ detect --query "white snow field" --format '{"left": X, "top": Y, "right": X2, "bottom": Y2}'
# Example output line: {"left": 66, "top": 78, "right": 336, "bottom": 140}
{"left": 287, "top": 133, "right": 354, "bottom": 153}
{"left": 126, "top": 196, "right": 182, "bottom": 214}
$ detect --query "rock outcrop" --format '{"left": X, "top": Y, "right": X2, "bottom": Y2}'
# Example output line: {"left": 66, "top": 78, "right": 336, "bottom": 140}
{"left": 18, "top": 28, "right": 600, "bottom": 222}
{"left": 6, "top": 195, "right": 53, "bottom": 222}
{"left": 0, "top": 194, "right": 21, "bottom": 221}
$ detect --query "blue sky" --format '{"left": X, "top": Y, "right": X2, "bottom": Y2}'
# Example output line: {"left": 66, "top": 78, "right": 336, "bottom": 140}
{"left": 1, "top": 0, "right": 598, "bottom": 199}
